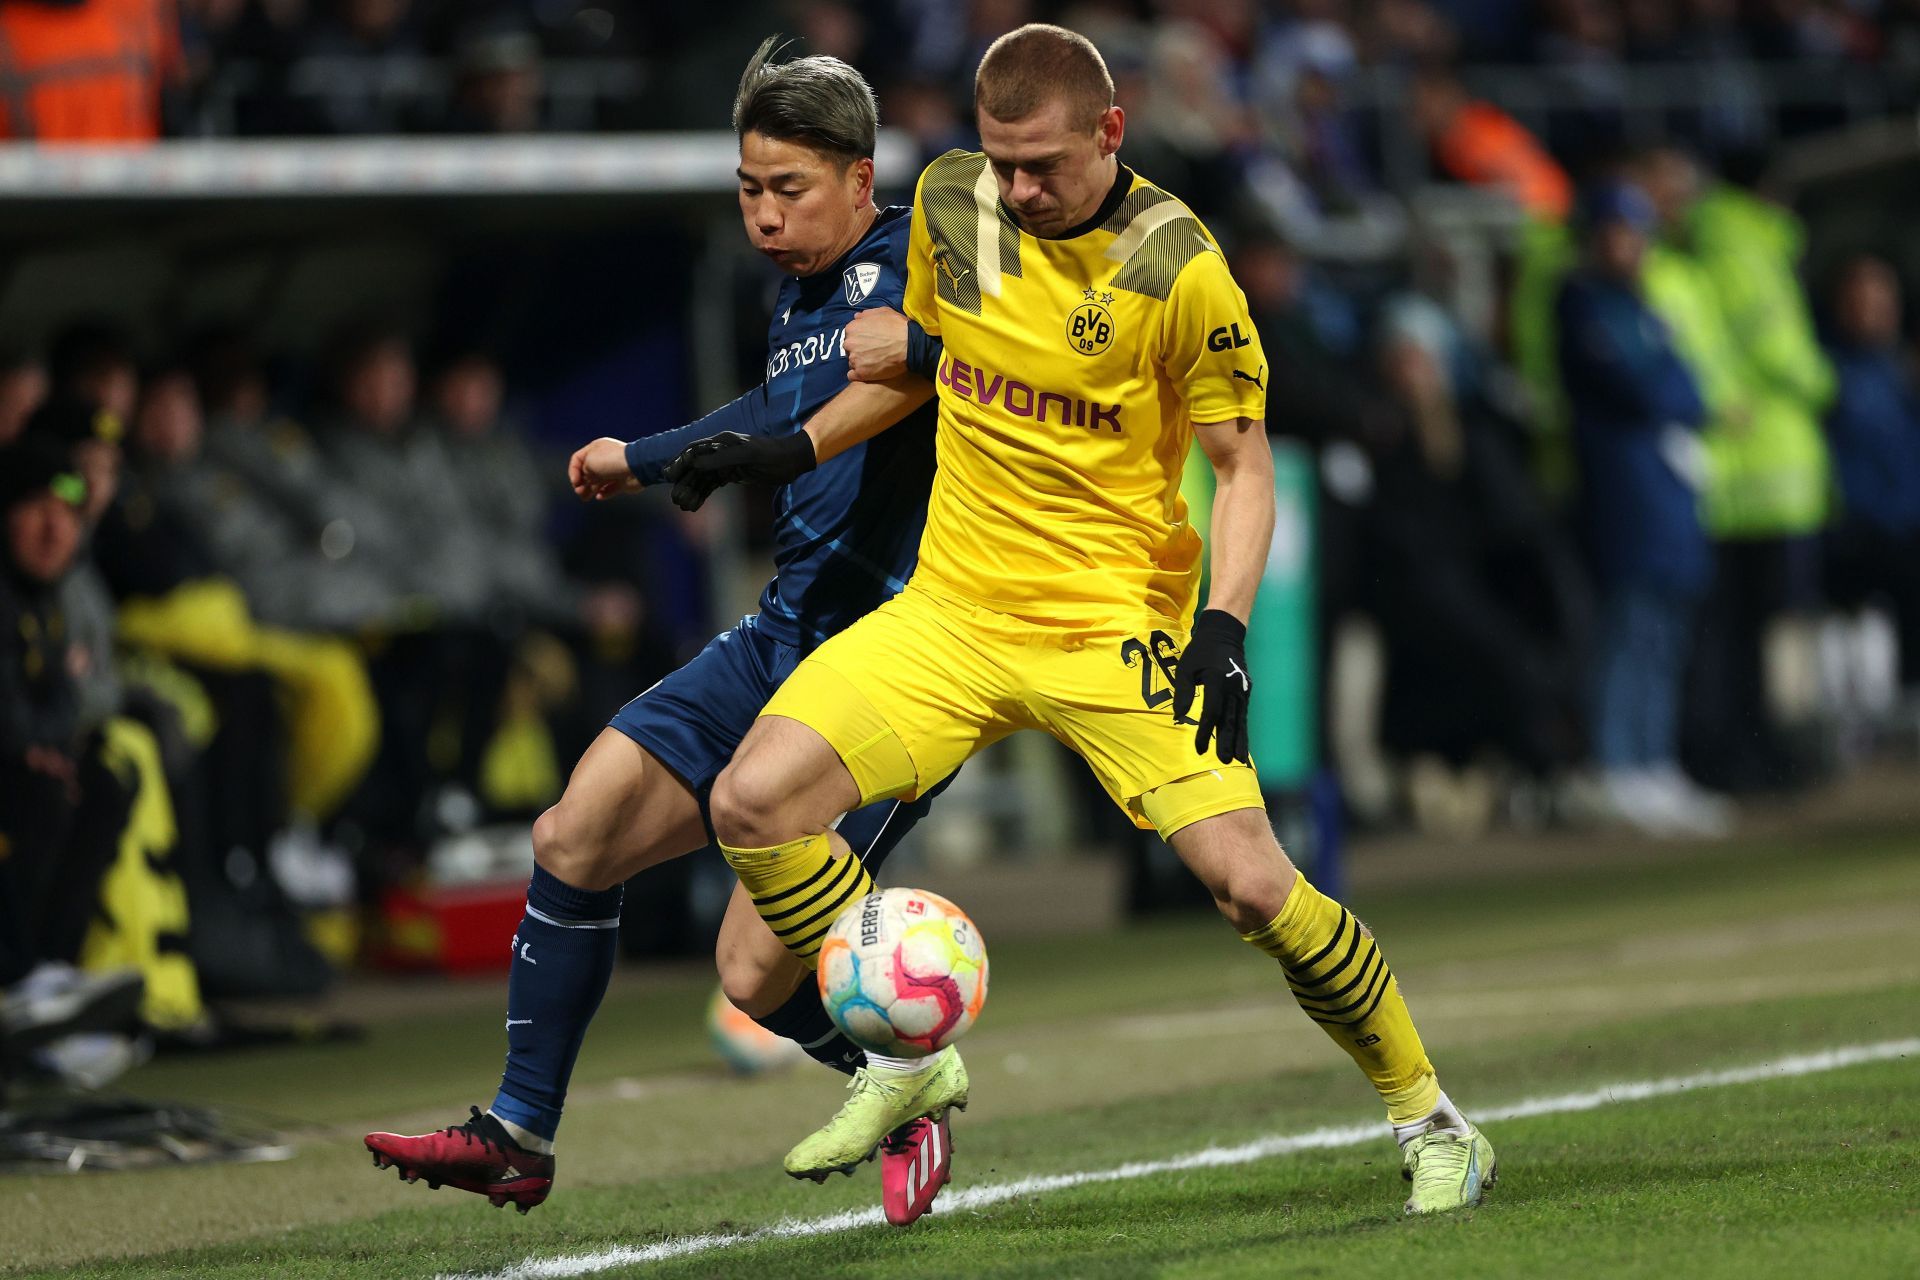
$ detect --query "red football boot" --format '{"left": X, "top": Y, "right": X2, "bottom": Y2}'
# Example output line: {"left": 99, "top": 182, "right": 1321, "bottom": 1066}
{"left": 364, "top": 1106, "right": 554, "bottom": 1213}
{"left": 880, "top": 1114, "right": 953, "bottom": 1226}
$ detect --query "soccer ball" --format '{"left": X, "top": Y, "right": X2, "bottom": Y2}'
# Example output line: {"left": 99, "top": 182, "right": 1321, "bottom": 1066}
{"left": 817, "top": 887, "right": 988, "bottom": 1058}
{"left": 706, "top": 985, "right": 807, "bottom": 1075}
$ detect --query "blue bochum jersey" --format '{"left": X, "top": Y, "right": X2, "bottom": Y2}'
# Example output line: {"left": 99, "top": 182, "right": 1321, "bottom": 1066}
{"left": 626, "top": 206, "right": 938, "bottom": 649}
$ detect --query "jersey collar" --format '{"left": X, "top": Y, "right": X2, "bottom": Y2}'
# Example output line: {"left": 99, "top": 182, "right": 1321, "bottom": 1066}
{"left": 811, "top": 204, "right": 908, "bottom": 282}
{"left": 1004, "top": 162, "right": 1134, "bottom": 241}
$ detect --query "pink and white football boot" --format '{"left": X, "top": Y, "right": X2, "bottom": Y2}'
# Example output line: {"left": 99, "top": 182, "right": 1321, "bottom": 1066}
{"left": 880, "top": 1114, "right": 953, "bottom": 1226}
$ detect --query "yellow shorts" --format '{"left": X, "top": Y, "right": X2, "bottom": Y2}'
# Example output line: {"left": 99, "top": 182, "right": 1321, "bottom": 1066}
{"left": 761, "top": 583, "right": 1264, "bottom": 839}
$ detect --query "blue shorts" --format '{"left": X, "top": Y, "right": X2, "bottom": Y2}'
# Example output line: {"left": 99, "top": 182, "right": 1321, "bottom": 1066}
{"left": 608, "top": 614, "right": 946, "bottom": 870}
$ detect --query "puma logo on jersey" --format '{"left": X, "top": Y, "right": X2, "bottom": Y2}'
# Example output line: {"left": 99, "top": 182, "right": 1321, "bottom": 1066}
{"left": 933, "top": 251, "right": 972, "bottom": 290}
{"left": 1232, "top": 365, "right": 1265, "bottom": 391}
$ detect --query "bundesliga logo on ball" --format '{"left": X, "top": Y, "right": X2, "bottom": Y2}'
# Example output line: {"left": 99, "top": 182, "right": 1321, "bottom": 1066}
{"left": 817, "top": 888, "right": 989, "bottom": 1058}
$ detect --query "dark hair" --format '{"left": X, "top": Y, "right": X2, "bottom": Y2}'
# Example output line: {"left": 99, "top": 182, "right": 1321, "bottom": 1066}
{"left": 733, "top": 35, "right": 877, "bottom": 165}
{"left": 975, "top": 24, "right": 1114, "bottom": 132}
{"left": 47, "top": 318, "right": 134, "bottom": 395}
{"left": 325, "top": 319, "right": 410, "bottom": 387}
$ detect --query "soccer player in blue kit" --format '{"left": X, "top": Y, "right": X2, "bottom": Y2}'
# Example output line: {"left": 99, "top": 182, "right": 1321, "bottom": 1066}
{"left": 365, "top": 38, "right": 956, "bottom": 1225}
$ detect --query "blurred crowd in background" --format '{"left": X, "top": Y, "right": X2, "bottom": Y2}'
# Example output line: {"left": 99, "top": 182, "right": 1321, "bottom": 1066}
{"left": 5, "top": 1, "right": 1920, "bottom": 1080}
{"left": 5, "top": 0, "right": 1920, "bottom": 155}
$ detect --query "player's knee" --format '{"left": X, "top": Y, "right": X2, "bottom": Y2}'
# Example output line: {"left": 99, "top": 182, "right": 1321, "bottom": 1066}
{"left": 709, "top": 762, "right": 792, "bottom": 850}
{"left": 1210, "top": 858, "right": 1298, "bottom": 933}
{"left": 532, "top": 800, "right": 623, "bottom": 893}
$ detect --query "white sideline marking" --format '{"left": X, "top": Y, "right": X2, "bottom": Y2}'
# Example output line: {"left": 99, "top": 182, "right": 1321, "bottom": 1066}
{"left": 444, "top": 1038, "right": 1918, "bottom": 1280}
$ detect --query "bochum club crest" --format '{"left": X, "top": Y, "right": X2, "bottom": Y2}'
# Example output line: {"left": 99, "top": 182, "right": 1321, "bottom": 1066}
{"left": 844, "top": 261, "right": 882, "bottom": 305}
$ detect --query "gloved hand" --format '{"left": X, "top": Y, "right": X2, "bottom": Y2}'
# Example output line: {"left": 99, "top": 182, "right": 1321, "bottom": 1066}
{"left": 1171, "top": 609, "right": 1252, "bottom": 764}
{"left": 663, "top": 431, "right": 816, "bottom": 512}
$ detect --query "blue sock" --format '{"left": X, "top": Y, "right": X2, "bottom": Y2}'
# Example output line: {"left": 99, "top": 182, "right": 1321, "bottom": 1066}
{"left": 489, "top": 865, "right": 623, "bottom": 1143}
{"left": 752, "top": 982, "right": 866, "bottom": 1076}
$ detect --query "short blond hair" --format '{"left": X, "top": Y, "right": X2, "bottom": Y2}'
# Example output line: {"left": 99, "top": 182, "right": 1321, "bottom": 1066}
{"left": 974, "top": 23, "right": 1114, "bottom": 132}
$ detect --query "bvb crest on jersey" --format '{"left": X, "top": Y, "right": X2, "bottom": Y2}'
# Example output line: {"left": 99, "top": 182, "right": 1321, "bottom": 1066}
{"left": 844, "top": 261, "right": 882, "bottom": 305}
{"left": 1067, "top": 288, "right": 1116, "bottom": 356}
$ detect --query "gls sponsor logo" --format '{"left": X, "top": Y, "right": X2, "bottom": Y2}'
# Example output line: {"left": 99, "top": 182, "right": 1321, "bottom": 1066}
{"left": 938, "top": 356, "right": 1123, "bottom": 433}
{"left": 1207, "top": 322, "right": 1252, "bottom": 352}
{"left": 765, "top": 326, "right": 846, "bottom": 381}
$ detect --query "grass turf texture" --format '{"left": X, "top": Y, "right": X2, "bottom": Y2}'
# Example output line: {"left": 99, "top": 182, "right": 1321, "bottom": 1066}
{"left": 4, "top": 830, "right": 1918, "bottom": 1279}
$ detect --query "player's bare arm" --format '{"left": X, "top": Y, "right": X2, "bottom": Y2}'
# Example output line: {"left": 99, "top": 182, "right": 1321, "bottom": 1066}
{"left": 1192, "top": 416, "right": 1274, "bottom": 624}
{"left": 806, "top": 371, "right": 932, "bottom": 462}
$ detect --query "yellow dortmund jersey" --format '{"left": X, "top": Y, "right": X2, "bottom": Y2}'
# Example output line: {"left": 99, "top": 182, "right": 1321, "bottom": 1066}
{"left": 903, "top": 150, "right": 1267, "bottom": 630}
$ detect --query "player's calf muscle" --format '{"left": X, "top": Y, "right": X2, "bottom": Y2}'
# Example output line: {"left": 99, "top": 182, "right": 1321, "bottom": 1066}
{"left": 715, "top": 893, "right": 808, "bottom": 1016}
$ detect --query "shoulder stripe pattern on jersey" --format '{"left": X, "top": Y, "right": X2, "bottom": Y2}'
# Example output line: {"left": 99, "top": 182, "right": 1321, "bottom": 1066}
{"left": 921, "top": 152, "right": 1022, "bottom": 316}
{"left": 1102, "top": 181, "right": 1216, "bottom": 302}
{"left": 971, "top": 161, "right": 1004, "bottom": 299}
{"left": 1103, "top": 201, "right": 1193, "bottom": 266}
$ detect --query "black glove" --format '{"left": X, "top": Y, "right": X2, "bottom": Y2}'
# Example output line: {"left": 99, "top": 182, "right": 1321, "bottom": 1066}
{"left": 663, "top": 431, "right": 816, "bottom": 512}
{"left": 1171, "top": 609, "right": 1252, "bottom": 764}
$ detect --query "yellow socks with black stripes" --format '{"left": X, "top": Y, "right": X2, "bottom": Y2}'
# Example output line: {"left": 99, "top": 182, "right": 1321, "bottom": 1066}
{"left": 720, "top": 832, "right": 874, "bottom": 969}
{"left": 1242, "top": 875, "right": 1441, "bottom": 1128}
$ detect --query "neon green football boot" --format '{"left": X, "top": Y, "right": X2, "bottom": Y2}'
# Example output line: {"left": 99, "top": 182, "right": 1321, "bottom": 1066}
{"left": 784, "top": 1050, "right": 970, "bottom": 1182}
{"left": 1401, "top": 1120, "right": 1497, "bottom": 1213}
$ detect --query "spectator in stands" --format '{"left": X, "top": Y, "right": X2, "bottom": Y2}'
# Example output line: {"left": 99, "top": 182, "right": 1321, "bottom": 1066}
{"left": 1668, "top": 0, "right": 1767, "bottom": 157}
{"left": 1822, "top": 255, "right": 1920, "bottom": 689}
{"left": 1118, "top": 21, "right": 1257, "bottom": 224}
{"left": 189, "top": 326, "right": 402, "bottom": 633}
{"left": 48, "top": 318, "right": 137, "bottom": 432}
{"left": 793, "top": 0, "right": 868, "bottom": 66}
{"left": 1410, "top": 64, "right": 1572, "bottom": 222}
{"left": 28, "top": 383, "right": 294, "bottom": 900}
{"left": 1687, "top": 156, "right": 1835, "bottom": 548}
{"left": 1533, "top": 0, "right": 1630, "bottom": 165}
{"left": 879, "top": 78, "right": 970, "bottom": 168}
{"left": 319, "top": 323, "right": 490, "bottom": 619}
{"left": 0, "top": 437, "right": 92, "bottom": 949}
{"left": 1620, "top": 0, "right": 1685, "bottom": 60}
{"left": 1364, "top": 293, "right": 1590, "bottom": 810}
{"left": 1253, "top": 29, "right": 1377, "bottom": 219}
{"left": 431, "top": 347, "right": 668, "bottom": 811}
{"left": 0, "top": 0, "right": 183, "bottom": 141}
{"left": 1556, "top": 180, "right": 1730, "bottom": 836}
{"left": 441, "top": 20, "right": 544, "bottom": 134}
{"left": 1256, "top": 0, "right": 1357, "bottom": 95}
{"left": 86, "top": 369, "right": 347, "bottom": 1001}
{"left": 300, "top": 0, "right": 427, "bottom": 134}
{"left": 1358, "top": 0, "right": 1459, "bottom": 66}
{"left": 320, "top": 323, "right": 510, "bottom": 846}
{"left": 426, "top": 347, "right": 590, "bottom": 627}
{"left": 1233, "top": 230, "right": 1380, "bottom": 448}
{"left": 0, "top": 349, "right": 46, "bottom": 445}
{"left": 0, "top": 434, "right": 149, "bottom": 1081}
{"left": 24, "top": 395, "right": 228, "bottom": 1038}
{"left": 114, "top": 365, "right": 381, "bottom": 830}
{"left": 1640, "top": 145, "right": 1832, "bottom": 793}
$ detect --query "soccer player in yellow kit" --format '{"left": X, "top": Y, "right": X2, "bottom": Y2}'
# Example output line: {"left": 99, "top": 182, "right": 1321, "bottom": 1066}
{"left": 668, "top": 23, "right": 1496, "bottom": 1215}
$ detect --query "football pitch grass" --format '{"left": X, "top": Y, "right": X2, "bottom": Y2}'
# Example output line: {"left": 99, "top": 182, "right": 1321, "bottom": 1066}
{"left": 5, "top": 824, "right": 1918, "bottom": 1279}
